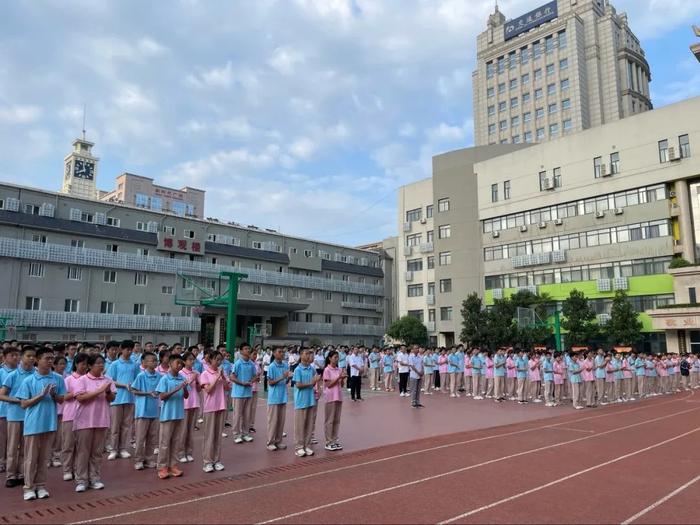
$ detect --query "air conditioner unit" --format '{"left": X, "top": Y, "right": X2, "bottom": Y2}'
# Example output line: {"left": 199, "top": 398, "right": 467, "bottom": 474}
{"left": 554, "top": 218, "right": 563, "bottom": 226}
{"left": 544, "top": 179, "right": 554, "bottom": 190}
{"left": 520, "top": 224, "right": 528, "bottom": 232}
{"left": 420, "top": 218, "right": 427, "bottom": 224}
{"left": 538, "top": 221, "right": 547, "bottom": 229}
{"left": 405, "top": 271, "right": 414, "bottom": 282}
{"left": 600, "top": 164, "right": 611, "bottom": 177}
{"left": 403, "top": 222, "right": 411, "bottom": 232}
{"left": 595, "top": 210, "right": 606, "bottom": 218}
{"left": 492, "top": 230, "right": 500, "bottom": 238}
{"left": 614, "top": 208, "right": 623, "bottom": 215}
{"left": 668, "top": 146, "right": 679, "bottom": 161}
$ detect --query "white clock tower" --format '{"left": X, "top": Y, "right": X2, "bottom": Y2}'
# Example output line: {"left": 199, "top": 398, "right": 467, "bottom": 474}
{"left": 61, "top": 136, "right": 99, "bottom": 200}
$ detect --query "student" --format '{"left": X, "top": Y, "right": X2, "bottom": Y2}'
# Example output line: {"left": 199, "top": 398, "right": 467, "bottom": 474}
{"left": 155, "top": 354, "right": 189, "bottom": 480}
{"left": 199, "top": 349, "right": 230, "bottom": 473}
{"left": 422, "top": 350, "right": 435, "bottom": 395}
{"left": 49, "top": 356, "right": 68, "bottom": 469}
{"left": 61, "top": 353, "right": 88, "bottom": 481}
{"left": 594, "top": 349, "right": 607, "bottom": 405}
{"left": 471, "top": 350, "right": 484, "bottom": 400}
{"left": 611, "top": 354, "right": 623, "bottom": 402}
{"left": 247, "top": 349, "right": 262, "bottom": 434}
{"left": 0, "top": 345, "right": 36, "bottom": 488}
{"left": 347, "top": 347, "right": 364, "bottom": 401}
{"left": 569, "top": 354, "right": 584, "bottom": 409}
{"left": 493, "top": 349, "right": 506, "bottom": 402}
{"left": 230, "top": 344, "right": 256, "bottom": 444}
{"left": 73, "top": 354, "right": 116, "bottom": 493}
{"left": 582, "top": 352, "right": 596, "bottom": 407}
{"left": 106, "top": 340, "right": 139, "bottom": 460}
{"left": 621, "top": 354, "right": 633, "bottom": 401}
{"left": 0, "top": 346, "right": 20, "bottom": 478}
{"left": 447, "top": 348, "right": 460, "bottom": 398}
{"left": 266, "top": 347, "right": 291, "bottom": 451}
{"left": 16, "top": 347, "right": 66, "bottom": 501}
{"left": 396, "top": 346, "right": 410, "bottom": 397}
{"left": 382, "top": 349, "right": 394, "bottom": 392}
{"left": 408, "top": 346, "right": 425, "bottom": 408}
{"left": 177, "top": 350, "right": 200, "bottom": 463}
{"left": 322, "top": 350, "right": 345, "bottom": 451}
{"left": 528, "top": 353, "right": 542, "bottom": 402}
{"left": 505, "top": 351, "right": 517, "bottom": 401}
{"left": 292, "top": 349, "right": 319, "bottom": 457}
{"left": 552, "top": 353, "right": 564, "bottom": 405}
{"left": 437, "top": 349, "right": 448, "bottom": 394}
{"left": 368, "top": 347, "right": 381, "bottom": 391}
{"left": 542, "top": 352, "right": 554, "bottom": 407}
{"left": 462, "top": 349, "right": 473, "bottom": 397}
{"left": 130, "top": 352, "right": 160, "bottom": 471}
{"left": 515, "top": 351, "right": 528, "bottom": 404}
{"left": 635, "top": 353, "right": 647, "bottom": 398}
{"left": 484, "top": 352, "right": 494, "bottom": 398}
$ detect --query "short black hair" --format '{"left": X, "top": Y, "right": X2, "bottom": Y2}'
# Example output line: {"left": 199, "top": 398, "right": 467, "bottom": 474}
{"left": 36, "top": 347, "right": 54, "bottom": 359}
{"left": 3, "top": 346, "right": 19, "bottom": 356}
{"left": 168, "top": 353, "right": 184, "bottom": 363}
{"left": 106, "top": 341, "right": 121, "bottom": 350}
{"left": 87, "top": 354, "right": 105, "bottom": 367}
{"left": 20, "top": 345, "right": 36, "bottom": 354}
{"left": 72, "top": 352, "right": 89, "bottom": 372}
{"left": 120, "top": 340, "right": 135, "bottom": 350}
{"left": 141, "top": 351, "right": 157, "bottom": 362}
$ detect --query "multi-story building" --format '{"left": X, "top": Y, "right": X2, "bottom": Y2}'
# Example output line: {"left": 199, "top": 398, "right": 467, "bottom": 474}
{"left": 357, "top": 237, "right": 399, "bottom": 331}
{"left": 473, "top": 0, "right": 652, "bottom": 147}
{"left": 476, "top": 96, "right": 699, "bottom": 353}
{"left": 0, "top": 142, "right": 385, "bottom": 345}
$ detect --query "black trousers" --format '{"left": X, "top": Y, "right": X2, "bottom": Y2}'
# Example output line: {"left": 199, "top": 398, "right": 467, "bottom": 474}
{"left": 349, "top": 375, "right": 362, "bottom": 400}
{"left": 398, "top": 372, "right": 409, "bottom": 394}
{"left": 434, "top": 370, "right": 441, "bottom": 389}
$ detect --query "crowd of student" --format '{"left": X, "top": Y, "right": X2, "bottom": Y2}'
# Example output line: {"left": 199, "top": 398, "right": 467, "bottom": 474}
{"left": 1, "top": 339, "right": 696, "bottom": 503}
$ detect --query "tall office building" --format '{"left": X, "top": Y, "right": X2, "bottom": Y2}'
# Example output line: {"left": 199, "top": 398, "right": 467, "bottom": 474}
{"left": 473, "top": 0, "right": 652, "bottom": 146}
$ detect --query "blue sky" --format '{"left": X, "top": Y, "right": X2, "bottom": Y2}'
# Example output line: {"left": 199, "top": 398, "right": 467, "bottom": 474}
{"left": 1, "top": 0, "right": 699, "bottom": 246}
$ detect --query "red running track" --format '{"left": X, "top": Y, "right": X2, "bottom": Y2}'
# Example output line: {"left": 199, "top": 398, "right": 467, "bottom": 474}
{"left": 3, "top": 392, "right": 699, "bottom": 524}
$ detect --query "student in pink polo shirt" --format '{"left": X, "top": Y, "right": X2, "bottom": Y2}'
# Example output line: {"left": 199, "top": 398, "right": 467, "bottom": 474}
{"left": 552, "top": 353, "right": 564, "bottom": 405}
{"left": 506, "top": 350, "right": 517, "bottom": 400}
{"left": 582, "top": 352, "right": 596, "bottom": 407}
{"left": 528, "top": 354, "right": 542, "bottom": 402}
{"left": 61, "top": 353, "right": 88, "bottom": 481}
{"left": 176, "top": 350, "right": 200, "bottom": 464}
{"left": 73, "top": 354, "right": 116, "bottom": 493}
{"left": 246, "top": 349, "right": 262, "bottom": 435}
{"left": 463, "top": 351, "right": 473, "bottom": 397}
{"left": 199, "top": 349, "right": 230, "bottom": 473}
{"left": 484, "top": 353, "right": 494, "bottom": 398}
{"left": 323, "top": 350, "right": 346, "bottom": 451}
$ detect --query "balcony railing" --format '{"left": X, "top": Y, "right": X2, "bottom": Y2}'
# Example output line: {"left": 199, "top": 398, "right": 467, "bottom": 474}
{"left": 419, "top": 242, "right": 433, "bottom": 253}
{"left": 341, "top": 301, "right": 381, "bottom": 311}
{"left": 287, "top": 322, "right": 334, "bottom": 335}
{"left": 338, "top": 324, "right": 385, "bottom": 336}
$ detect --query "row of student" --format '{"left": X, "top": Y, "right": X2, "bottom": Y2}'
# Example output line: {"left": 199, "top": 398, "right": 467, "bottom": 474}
{"left": 0, "top": 342, "right": 348, "bottom": 503}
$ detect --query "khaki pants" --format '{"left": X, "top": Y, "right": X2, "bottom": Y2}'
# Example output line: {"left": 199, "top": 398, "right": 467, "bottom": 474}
{"left": 449, "top": 373, "right": 459, "bottom": 395}
{"left": 75, "top": 427, "right": 107, "bottom": 485}
{"left": 266, "top": 404, "right": 286, "bottom": 447}
{"left": 202, "top": 410, "right": 225, "bottom": 464}
{"left": 485, "top": 377, "right": 494, "bottom": 397}
{"left": 585, "top": 381, "right": 596, "bottom": 406}
{"left": 505, "top": 377, "right": 514, "bottom": 398}
{"left": 247, "top": 393, "right": 258, "bottom": 428}
{"left": 529, "top": 380, "right": 540, "bottom": 400}
{"left": 60, "top": 419, "right": 77, "bottom": 475}
{"left": 463, "top": 374, "right": 472, "bottom": 395}
{"left": 571, "top": 382, "right": 582, "bottom": 407}
{"left": 233, "top": 397, "right": 252, "bottom": 438}
{"left": 176, "top": 408, "right": 198, "bottom": 460}
{"left": 516, "top": 378, "right": 526, "bottom": 402}
{"left": 157, "top": 419, "right": 183, "bottom": 469}
{"left": 134, "top": 418, "right": 158, "bottom": 464}
{"left": 324, "top": 401, "right": 342, "bottom": 445}
{"left": 369, "top": 368, "right": 379, "bottom": 390}
{"left": 439, "top": 372, "right": 448, "bottom": 392}
{"left": 384, "top": 372, "right": 393, "bottom": 391}
{"left": 690, "top": 372, "right": 698, "bottom": 388}
{"left": 637, "top": 376, "right": 646, "bottom": 397}
{"left": 562, "top": 377, "right": 569, "bottom": 400}
{"left": 109, "top": 403, "right": 134, "bottom": 452}
{"left": 23, "top": 432, "right": 53, "bottom": 491}
{"left": 543, "top": 380, "right": 553, "bottom": 404}
{"left": 294, "top": 407, "right": 314, "bottom": 451}
{"left": 595, "top": 378, "right": 606, "bottom": 403}
{"left": 554, "top": 383, "right": 562, "bottom": 404}
{"left": 6, "top": 420, "right": 23, "bottom": 480}
{"left": 0, "top": 417, "right": 6, "bottom": 471}
{"left": 494, "top": 376, "right": 504, "bottom": 399}
{"left": 473, "top": 375, "right": 482, "bottom": 397}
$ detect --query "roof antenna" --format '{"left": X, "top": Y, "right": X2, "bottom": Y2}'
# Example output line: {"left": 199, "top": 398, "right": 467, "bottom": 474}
{"left": 82, "top": 104, "right": 87, "bottom": 140}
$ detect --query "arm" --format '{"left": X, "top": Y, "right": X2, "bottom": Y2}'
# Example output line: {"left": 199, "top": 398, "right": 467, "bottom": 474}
{"left": 76, "top": 381, "right": 113, "bottom": 403}
{"left": 0, "top": 385, "right": 19, "bottom": 405}
{"left": 229, "top": 372, "right": 252, "bottom": 387}
{"left": 20, "top": 384, "right": 53, "bottom": 409}
{"left": 159, "top": 380, "right": 188, "bottom": 401}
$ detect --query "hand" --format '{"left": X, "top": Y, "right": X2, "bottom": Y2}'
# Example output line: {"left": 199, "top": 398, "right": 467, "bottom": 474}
{"left": 100, "top": 382, "right": 112, "bottom": 393}
{"left": 150, "top": 392, "right": 159, "bottom": 398}
{"left": 284, "top": 371, "right": 292, "bottom": 378}
{"left": 42, "top": 384, "right": 53, "bottom": 396}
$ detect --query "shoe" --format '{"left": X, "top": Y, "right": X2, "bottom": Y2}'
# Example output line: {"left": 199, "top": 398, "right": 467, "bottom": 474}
{"left": 575, "top": 406, "right": 584, "bottom": 410}
{"left": 325, "top": 444, "right": 337, "bottom": 451}
{"left": 310, "top": 438, "right": 318, "bottom": 445}
{"left": 37, "top": 488, "right": 49, "bottom": 499}
{"left": 249, "top": 427, "right": 256, "bottom": 433}
{"left": 169, "top": 466, "right": 183, "bottom": 477}
{"left": 6, "top": 478, "right": 18, "bottom": 488}
{"left": 224, "top": 422, "right": 232, "bottom": 428}
{"left": 90, "top": 481, "right": 105, "bottom": 490}
{"left": 242, "top": 435, "right": 254, "bottom": 442}
{"left": 203, "top": 463, "right": 214, "bottom": 473}
{"left": 145, "top": 461, "right": 157, "bottom": 469}
{"left": 186, "top": 455, "right": 194, "bottom": 462}
{"left": 24, "top": 490, "right": 37, "bottom": 501}
{"left": 51, "top": 459, "right": 62, "bottom": 468}
{"left": 304, "top": 447, "right": 314, "bottom": 456}
{"left": 135, "top": 462, "right": 144, "bottom": 470}
{"left": 266, "top": 444, "right": 278, "bottom": 451}
{"left": 178, "top": 457, "right": 188, "bottom": 463}
{"left": 629, "top": 397, "right": 636, "bottom": 401}
{"left": 158, "top": 468, "right": 170, "bottom": 479}
{"left": 107, "top": 451, "right": 118, "bottom": 461}
{"left": 333, "top": 442, "right": 343, "bottom": 450}
{"left": 153, "top": 448, "right": 159, "bottom": 455}
{"left": 295, "top": 449, "right": 306, "bottom": 457}
{"left": 214, "top": 462, "right": 225, "bottom": 471}
{"left": 450, "top": 394, "right": 456, "bottom": 398}
{"left": 197, "top": 418, "right": 204, "bottom": 424}
{"left": 533, "top": 399, "right": 542, "bottom": 403}
{"left": 234, "top": 437, "right": 243, "bottom": 444}
{"left": 276, "top": 443, "right": 287, "bottom": 450}
{"left": 222, "top": 432, "right": 228, "bottom": 438}
{"left": 282, "top": 432, "right": 287, "bottom": 437}
{"left": 415, "top": 403, "right": 424, "bottom": 408}
{"left": 75, "top": 483, "right": 87, "bottom": 493}
{"left": 119, "top": 450, "right": 132, "bottom": 459}
{"left": 63, "top": 472, "right": 73, "bottom": 481}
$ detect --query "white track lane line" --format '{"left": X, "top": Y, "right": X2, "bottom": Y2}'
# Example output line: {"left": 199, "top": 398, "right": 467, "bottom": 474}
{"left": 620, "top": 473, "right": 700, "bottom": 525}
{"left": 439, "top": 427, "right": 700, "bottom": 524}
{"left": 69, "top": 393, "right": 692, "bottom": 525}
{"left": 255, "top": 406, "right": 700, "bottom": 525}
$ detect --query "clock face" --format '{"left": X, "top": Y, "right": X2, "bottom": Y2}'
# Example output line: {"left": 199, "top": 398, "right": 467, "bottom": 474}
{"left": 73, "top": 159, "right": 95, "bottom": 180}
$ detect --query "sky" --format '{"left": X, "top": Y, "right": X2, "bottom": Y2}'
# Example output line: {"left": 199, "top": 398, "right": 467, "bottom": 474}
{"left": 1, "top": 0, "right": 699, "bottom": 246}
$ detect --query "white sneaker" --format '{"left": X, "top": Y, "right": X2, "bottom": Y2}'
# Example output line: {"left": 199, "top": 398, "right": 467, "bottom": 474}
{"left": 107, "top": 451, "right": 118, "bottom": 460}
{"left": 295, "top": 449, "right": 306, "bottom": 457}
{"left": 24, "top": 490, "right": 37, "bottom": 501}
{"left": 222, "top": 432, "right": 228, "bottom": 438}
{"left": 266, "top": 444, "right": 278, "bottom": 451}
{"left": 62, "top": 472, "right": 73, "bottom": 481}
{"left": 119, "top": 450, "right": 132, "bottom": 459}
{"left": 178, "top": 457, "right": 188, "bottom": 463}
{"left": 75, "top": 483, "right": 87, "bottom": 493}
{"left": 214, "top": 462, "right": 225, "bottom": 471}
{"left": 37, "top": 488, "right": 50, "bottom": 499}
{"left": 51, "top": 459, "right": 62, "bottom": 468}
{"left": 282, "top": 432, "right": 287, "bottom": 437}
{"left": 629, "top": 397, "right": 636, "bottom": 401}
{"left": 242, "top": 435, "right": 254, "bottom": 442}
{"left": 186, "top": 455, "right": 194, "bottom": 462}
{"left": 197, "top": 418, "right": 204, "bottom": 424}
{"left": 203, "top": 463, "right": 214, "bottom": 473}
{"left": 234, "top": 437, "right": 243, "bottom": 444}
{"left": 134, "top": 462, "right": 144, "bottom": 470}
{"left": 304, "top": 447, "right": 314, "bottom": 456}
{"left": 450, "top": 394, "right": 456, "bottom": 398}
{"left": 533, "top": 399, "right": 542, "bottom": 403}
{"left": 90, "top": 481, "right": 105, "bottom": 490}
{"left": 153, "top": 448, "right": 159, "bottom": 455}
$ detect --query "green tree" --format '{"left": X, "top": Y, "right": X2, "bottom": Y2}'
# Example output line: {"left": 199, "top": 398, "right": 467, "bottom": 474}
{"left": 483, "top": 298, "right": 517, "bottom": 349}
{"left": 669, "top": 257, "right": 693, "bottom": 269}
{"left": 606, "top": 290, "right": 643, "bottom": 346}
{"left": 460, "top": 293, "right": 487, "bottom": 346}
{"left": 561, "top": 289, "right": 599, "bottom": 347}
{"left": 386, "top": 315, "right": 428, "bottom": 346}
{"left": 510, "top": 290, "right": 553, "bottom": 348}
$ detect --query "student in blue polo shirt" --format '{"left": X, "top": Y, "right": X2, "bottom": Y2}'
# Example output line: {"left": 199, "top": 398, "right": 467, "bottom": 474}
{"left": 292, "top": 349, "right": 319, "bottom": 457}
{"left": 493, "top": 348, "right": 507, "bottom": 402}
{"left": 266, "top": 347, "right": 291, "bottom": 451}
{"left": 16, "top": 347, "right": 66, "bottom": 501}
{"left": 0, "top": 346, "right": 20, "bottom": 476}
{"left": 542, "top": 352, "right": 555, "bottom": 406}
{"left": 130, "top": 352, "right": 161, "bottom": 471}
{"left": 515, "top": 351, "right": 529, "bottom": 403}
{"left": 447, "top": 348, "right": 461, "bottom": 398}
{"left": 569, "top": 354, "right": 584, "bottom": 409}
{"left": 106, "top": 340, "right": 139, "bottom": 460}
{"left": 0, "top": 345, "right": 36, "bottom": 488}
{"left": 155, "top": 354, "right": 189, "bottom": 480}
{"left": 230, "top": 343, "right": 256, "bottom": 444}
{"left": 471, "top": 351, "right": 484, "bottom": 400}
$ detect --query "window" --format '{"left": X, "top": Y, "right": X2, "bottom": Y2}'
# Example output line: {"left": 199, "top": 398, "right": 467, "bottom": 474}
{"left": 252, "top": 284, "right": 262, "bottom": 296}
{"left": 549, "top": 123, "right": 559, "bottom": 136}
{"left": 427, "top": 256, "right": 435, "bottom": 269}
{"left": 162, "top": 286, "right": 174, "bottom": 295}
{"left": 407, "top": 310, "right": 424, "bottom": 322}
{"left": 487, "top": 87, "right": 495, "bottom": 98}
{"left": 163, "top": 226, "right": 175, "bottom": 235}
{"left": 252, "top": 240, "right": 262, "bottom": 250}
{"left": 408, "top": 284, "right": 424, "bottom": 297}
{"left": 486, "top": 61, "right": 494, "bottom": 78}
{"left": 71, "top": 239, "right": 84, "bottom": 248}
{"left": 534, "top": 68, "right": 542, "bottom": 81}
{"left": 546, "top": 63, "right": 555, "bottom": 76}
{"left": 536, "top": 107, "right": 544, "bottom": 119}
{"left": 547, "top": 83, "right": 556, "bottom": 96}
{"left": 304, "top": 249, "right": 313, "bottom": 258}
{"left": 522, "top": 92, "right": 531, "bottom": 104}
{"left": 136, "top": 221, "right": 147, "bottom": 231}
{"left": 511, "top": 116, "right": 519, "bottom": 127}
{"left": 509, "top": 78, "right": 517, "bottom": 90}
{"left": 509, "top": 51, "right": 516, "bottom": 69}
{"left": 545, "top": 35, "right": 554, "bottom": 54}
{"left": 150, "top": 198, "right": 162, "bottom": 211}
{"left": 533, "top": 42, "right": 542, "bottom": 59}
{"left": 539, "top": 171, "right": 548, "bottom": 191}
{"left": 497, "top": 56, "right": 505, "bottom": 73}
{"left": 521, "top": 47, "right": 530, "bottom": 64}
{"left": 438, "top": 225, "right": 451, "bottom": 239}
{"left": 521, "top": 73, "right": 530, "bottom": 84}
{"left": 440, "top": 307, "right": 453, "bottom": 321}
{"left": 594, "top": 156, "right": 602, "bottom": 178}
{"left": 406, "top": 208, "right": 422, "bottom": 222}
{"left": 488, "top": 123, "right": 496, "bottom": 135}
{"left": 24, "top": 204, "right": 39, "bottom": 215}
{"left": 499, "top": 120, "right": 507, "bottom": 131}
{"left": 324, "top": 314, "right": 332, "bottom": 324}
{"left": 498, "top": 83, "right": 505, "bottom": 94}
{"left": 491, "top": 184, "right": 498, "bottom": 202}
{"left": 134, "top": 272, "right": 148, "bottom": 286}
{"left": 439, "top": 279, "right": 452, "bottom": 293}
{"left": 135, "top": 193, "right": 149, "bottom": 208}
{"left": 103, "top": 270, "right": 117, "bottom": 283}
{"left": 439, "top": 251, "right": 451, "bottom": 266}
{"left": 513, "top": 135, "right": 521, "bottom": 144}
{"left": 553, "top": 167, "right": 562, "bottom": 188}
{"left": 690, "top": 287, "right": 697, "bottom": 304}
{"left": 28, "top": 263, "right": 44, "bottom": 277}
{"left": 137, "top": 248, "right": 149, "bottom": 257}
{"left": 427, "top": 282, "right": 435, "bottom": 296}
{"left": 183, "top": 229, "right": 195, "bottom": 239}
{"left": 341, "top": 315, "right": 349, "bottom": 324}
{"left": 536, "top": 127, "right": 545, "bottom": 140}
{"left": 561, "top": 99, "right": 571, "bottom": 112}
{"left": 535, "top": 88, "right": 543, "bottom": 100}
{"left": 67, "top": 266, "right": 82, "bottom": 281}
{"left": 438, "top": 198, "right": 450, "bottom": 212}
{"left": 64, "top": 299, "right": 79, "bottom": 313}
{"left": 106, "top": 244, "right": 118, "bottom": 252}
{"left": 498, "top": 101, "right": 506, "bottom": 113}
{"left": 510, "top": 97, "right": 518, "bottom": 109}
{"left": 407, "top": 258, "right": 423, "bottom": 272}
{"left": 504, "top": 180, "right": 511, "bottom": 200}
{"left": 100, "top": 301, "right": 114, "bottom": 314}
{"left": 548, "top": 103, "right": 557, "bottom": 114}
{"left": 657, "top": 139, "right": 669, "bottom": 163}
{"left": 558, "top": 30, "right": 567, "bottom": 49}
{"left": 610, "top": 152, "right": 620, "bottom": 174}
{"left": 426, "top": 205, "right": 434, "bottom": 218}
{"left": 305, "top": 289, "right": 313, "bottom": 299}
{"left": 133, "top": 303, "right": 146, "bottom": 315}
{"left": 25, "top": 297, "right": 41, "bottom": 310}
{"left": 523, "top": 111, "right": 532, "bottom": 122}
{"left": 679, "top": 134, "right": 691, "bottom": 158}
{"left": 559, "top": 58, "right": 568, "bottom": 70}
{"left": 171, "top": 202, "right": 186, "bottom": 216}
{"left": 560, "top": 78, "right": 570, "bottom": 90}
{"left": 427, "top": 230, "right": 434, "bottom": 243}
{"left": 563, "top": 119, "right": 572, "bottom": 133}
{"left": 32, "top": 234, "right": 47, "bottom": 243}
{"left": 406, "top": 233, "right": 422, "bottom": 247}
{"left": 487, "top": 105, "right": 495, "bottom": 116}
{"left": 275, "top": 287, "right": 284, "bottom": 298}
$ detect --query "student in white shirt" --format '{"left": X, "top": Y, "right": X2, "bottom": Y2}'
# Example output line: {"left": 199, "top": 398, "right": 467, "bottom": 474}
{"left": 347, "top": 347, "right": 364, "bottom": 402}
{"left": 396, "top": 346, "right": 410, "bottom": 397}
{"left": 408, "top": 346, "right": 424, "bottom": 408}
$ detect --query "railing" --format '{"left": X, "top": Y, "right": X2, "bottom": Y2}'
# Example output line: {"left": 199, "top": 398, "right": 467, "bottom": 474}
{"left": 338, "top": 324, "right": 385, "bottom": 336}
{"left": 419, "top": 242, "right": 434, "bottom": 253}
{"left": 287, "top": 322, "right": 334, "bottom": 335}
{"left": 341, "top": 301, "right": 380, "bottom": 311}
{"left": 0, "top": 309, "right": 200, "bottom": 332}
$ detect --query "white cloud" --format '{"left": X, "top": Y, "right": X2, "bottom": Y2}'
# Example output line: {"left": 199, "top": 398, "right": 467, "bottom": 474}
{"left": 0, "top": 105, "right": 42, "bottom": 124}
{"left": 186, "top": 61, "right": 235, "bottom": 89}
{"left": 268, "top": 46, "right": 305, "bottom": 75}
{"left": 289, "top": 137, "right": 317, "bottom": 160}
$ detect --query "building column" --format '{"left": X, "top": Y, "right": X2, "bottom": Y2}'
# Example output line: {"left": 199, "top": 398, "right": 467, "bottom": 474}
{"left": 675, "top": 180, "right": 696, "bottom": 263}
